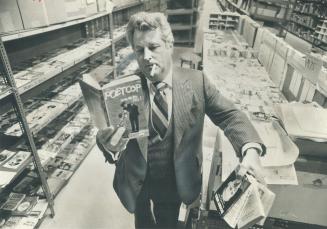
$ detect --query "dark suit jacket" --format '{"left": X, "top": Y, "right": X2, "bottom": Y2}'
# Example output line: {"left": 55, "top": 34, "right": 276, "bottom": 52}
{"left": 105, "top": 67, "right": 264, "bottom": 213}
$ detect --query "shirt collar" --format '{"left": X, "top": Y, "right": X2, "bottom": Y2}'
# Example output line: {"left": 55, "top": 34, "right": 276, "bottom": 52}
{"left": 162, "top": 66, "right": 173, "bottom": 88}
{"left": 146, "top": 66, "right": 173, "bottom": 89}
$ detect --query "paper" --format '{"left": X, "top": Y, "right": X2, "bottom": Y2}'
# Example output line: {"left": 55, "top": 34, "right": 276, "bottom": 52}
{"left": 263, "top": 164, "right": 298, "bottom": 185}
{"left": 252, "top": 121, "right": 299, "bottom": 167}
{"left": 276, "top": 103, "right": 327, "bottom": 141}
{"left": 0, "top": 171, "right": 16, "bottom": 187}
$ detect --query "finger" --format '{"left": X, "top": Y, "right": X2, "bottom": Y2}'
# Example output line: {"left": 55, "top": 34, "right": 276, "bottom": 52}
{"left": 110, "top": 127, "right": 126, "bottom": 146}
{"left": 103, "top": 126, "right": 116, "bottom": 142}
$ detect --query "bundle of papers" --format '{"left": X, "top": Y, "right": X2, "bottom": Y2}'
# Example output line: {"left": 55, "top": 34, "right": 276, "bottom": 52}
{"left": 275, "top": 102, "right": 327, "bottom": 142}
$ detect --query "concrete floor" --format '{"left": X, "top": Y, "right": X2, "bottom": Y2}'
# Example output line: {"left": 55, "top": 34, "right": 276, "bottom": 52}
{"left": 41, "top": 145, "right": 134, "bottom": 229}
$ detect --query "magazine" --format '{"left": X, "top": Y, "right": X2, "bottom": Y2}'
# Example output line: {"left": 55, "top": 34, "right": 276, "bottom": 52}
{"left": 79, "top": 74, "right": 149, "bottom": 139}
{"left": 213, "top": 166, "right": 275, "bottom": 228}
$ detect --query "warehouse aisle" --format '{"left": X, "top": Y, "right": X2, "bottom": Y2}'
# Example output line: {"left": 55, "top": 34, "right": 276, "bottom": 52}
{"left": 41, "top": 145, "right": 134, "bottom": 229}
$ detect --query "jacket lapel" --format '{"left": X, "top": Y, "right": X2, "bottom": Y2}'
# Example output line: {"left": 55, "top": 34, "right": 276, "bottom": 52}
{"left": 136, "top": 76, "right": 149, "bottom": 162}
{"left": 172, "top": 68, "right": 197, "bottom": 154}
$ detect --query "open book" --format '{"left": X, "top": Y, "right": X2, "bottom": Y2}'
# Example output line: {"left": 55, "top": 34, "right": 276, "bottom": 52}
{"left": 79, "top": 74, "right": 149, "bottom": 139}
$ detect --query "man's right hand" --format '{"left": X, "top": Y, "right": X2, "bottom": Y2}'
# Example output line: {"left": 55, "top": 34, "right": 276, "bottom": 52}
{"left": 96, "top": 126, "right": 129, "bottom": 163}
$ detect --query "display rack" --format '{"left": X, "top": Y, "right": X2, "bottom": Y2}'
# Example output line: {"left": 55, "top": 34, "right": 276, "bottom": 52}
{"left": 220, "top": 0, "right": 290, "bottom": 23}
{"left": 0, "top": 36, "right": 55, "bottom": 220}
{"left": 166, "top": 0, "right": 198, "bottom": 45}
{"left": 286, "top": 0, "right": 327, "bottom": 51}
{"left": 209, "top": 12, "right": 240, "bottom": 31}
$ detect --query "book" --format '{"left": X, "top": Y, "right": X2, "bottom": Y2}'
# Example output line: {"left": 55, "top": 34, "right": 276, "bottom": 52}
{"left": 12, "top": 196, "right": 39, "bottom": 216}
{"left": 1, "top": 193, "right": 26, "bottom": 211}
{"left": 2, "top": 151, "right": 31, "bottom": 170}
{"left": 0, "top": 150, "right": 16, "bottom": 165}
{"left": 213, "top": 165, "right": 251, "bottom": 217}
{"left": 79, "top": 74, "right": 149, "bottom": 139}
{"left": 213, "top": 167, "right": 275, "bottom": 228}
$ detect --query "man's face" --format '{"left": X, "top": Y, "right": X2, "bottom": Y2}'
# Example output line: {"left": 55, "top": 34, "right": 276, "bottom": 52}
{"left": 133, "top": 28, "right": 173, "bottom": 82}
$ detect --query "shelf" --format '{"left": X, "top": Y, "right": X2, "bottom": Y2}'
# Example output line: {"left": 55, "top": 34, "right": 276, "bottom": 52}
{"left": 166, "top": 8, "right": 196, "bottom": 15}
{"left": 289, "top": 19, "right": 315, "bottom": 31}
{"left": 0, "top": 87, "right": 12, "bottom": 101}
{"left": 251, "top": 13, "right": 284, "bottom": 22}
{"left": 293, "top": 9, "right": 319, "bottom": 17}
{"left": 0, "top": 156, "right": 33, "bottom": 192}
{"left": 1, "top": 12, "right": 110, "bottom": 42}
{"left": 225, "top": 0, "right": 250, "bottom": 15}
{"left": 170, "top": 24, "right": 196, "bottom": 31}
{"left": 112, "top": 1, "right": 143, "bottom": 12}
{"left": 174, "top": 39, "right": 195, "bottom": 43}
{"left": 255, "top": 0, "right": 290, "bottom": 5}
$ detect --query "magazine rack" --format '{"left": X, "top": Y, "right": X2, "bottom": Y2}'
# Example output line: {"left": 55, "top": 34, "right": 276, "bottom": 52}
{"left": 0, "top": 38, "right": 55, "bottom": 217}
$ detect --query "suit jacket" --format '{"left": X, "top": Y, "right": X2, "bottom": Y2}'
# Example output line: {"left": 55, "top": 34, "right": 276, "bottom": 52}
{"left": 108, "top": 67, "right": 264, "bottom": 213}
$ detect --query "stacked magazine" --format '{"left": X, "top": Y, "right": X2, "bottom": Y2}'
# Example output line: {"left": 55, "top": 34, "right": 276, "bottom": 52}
{"left": 213, "top": 166, "right": 275, "bottom": 228}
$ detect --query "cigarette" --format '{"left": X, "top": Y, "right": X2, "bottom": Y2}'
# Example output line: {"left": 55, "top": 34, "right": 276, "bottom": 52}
{"left": 150, "top": 64, "right": 157, "bottom": 77}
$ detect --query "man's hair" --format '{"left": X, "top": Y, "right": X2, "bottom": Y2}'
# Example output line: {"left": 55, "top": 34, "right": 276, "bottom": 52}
{"left": 126, "top": 12, "right": 174, "bottom": 49}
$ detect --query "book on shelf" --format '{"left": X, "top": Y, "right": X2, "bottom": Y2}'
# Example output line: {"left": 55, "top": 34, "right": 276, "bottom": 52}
{"left": 79, "top": 73, "right": 149, "bottom": 139}
{"left": 0, "top": 193, "right": 26, "bottom": 212}
{"left": 11, "top": 196, "right": 39, "bottom": 216}
{"left": 213, "top": 166, "right": 275, "bottom": 228}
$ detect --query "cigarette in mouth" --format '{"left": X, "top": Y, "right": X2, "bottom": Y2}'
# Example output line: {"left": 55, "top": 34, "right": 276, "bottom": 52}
{"left": 150, "top": 64, "right": 157, "bottom": 77}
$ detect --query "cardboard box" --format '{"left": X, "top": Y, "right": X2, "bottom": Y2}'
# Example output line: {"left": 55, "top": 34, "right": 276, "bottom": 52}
{"left": 64, "top": 0, "right": 86, "bottom": 21}
{"left": 0, "top": 0, "right": 24, "bottom": 33}
{"left": 18, "top": 0, "right": 68, "bottom": 29}
{"left": 96, "top": 0, "right": 107, "bottom": 12}
{"left": 85, "top": 0, "right": 98, "bottom": 16}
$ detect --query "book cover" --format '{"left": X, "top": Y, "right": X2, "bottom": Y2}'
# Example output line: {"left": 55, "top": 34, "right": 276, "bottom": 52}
{"left": 2, "top": 151, "right": 31, "bottom": 170}
{"left": 0, "top": 150, "right": 16, "bottom": 165}
{"left": 1, "top": 193, "right": 26, "bottom": 211}
{"left": 12, "top": 196, "right": 39, "bottom": 216}
{"left": 213, "top": 166, "right": 251, "bottom": 217}
{"left": 79, "top": 74, "right": 149, "bottom": 139}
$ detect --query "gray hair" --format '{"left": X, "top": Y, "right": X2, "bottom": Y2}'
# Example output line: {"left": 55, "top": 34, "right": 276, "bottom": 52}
{"left": 126, "top": 12, "right": 174, "bottom": 49}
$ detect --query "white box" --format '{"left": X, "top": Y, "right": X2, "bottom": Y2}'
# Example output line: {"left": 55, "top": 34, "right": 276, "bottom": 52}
{"left": 65, "top": 0, "right": 87, "bottom": 21}
{"left": 0, "top": 0, "right": 23, "bottom": 33}
{"left": 18, "top": 0, "right": 68, "bottom": 29}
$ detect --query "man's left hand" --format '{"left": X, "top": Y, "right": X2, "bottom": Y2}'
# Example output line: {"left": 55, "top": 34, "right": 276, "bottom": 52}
{"left": 241, "top": 148, "right": 266, "bottom": 185}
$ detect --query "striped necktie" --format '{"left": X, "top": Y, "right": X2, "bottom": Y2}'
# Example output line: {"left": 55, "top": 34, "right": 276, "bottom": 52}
{"left": 151, "top": 82, "right": 169, "bottom": 139}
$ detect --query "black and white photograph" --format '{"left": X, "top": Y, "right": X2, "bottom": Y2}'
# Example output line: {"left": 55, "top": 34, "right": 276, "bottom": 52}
{"left": 0, "top": 0, "right": 327, "bottom": 228}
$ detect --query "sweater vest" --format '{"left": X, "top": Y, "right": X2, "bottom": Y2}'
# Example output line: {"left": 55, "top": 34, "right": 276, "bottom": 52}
{"left": 147, "top": 114, "right": 174, "bottom": 179}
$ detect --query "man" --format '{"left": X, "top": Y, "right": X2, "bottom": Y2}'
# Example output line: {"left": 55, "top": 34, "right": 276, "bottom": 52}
{"left": 96, "top": 12, "right": 266, "bottom": 229}
{"left": 127, "top": 102, "right": 140, "bottom": 132}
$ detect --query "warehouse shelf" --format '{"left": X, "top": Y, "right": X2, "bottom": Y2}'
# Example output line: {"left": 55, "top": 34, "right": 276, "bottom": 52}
{"left": 0, "top": 87, "right": 12, "bottom": 101}
{"left": 225, "top": 0, "right": 249, "bottom": 15}
{"left": 166, "top": 8, "right": 197, "bottom": 15}
{"left": 113, "top": 1, "right": 143, "bottom": 12}
{"left": 1, "top": 12, "right": 110, "bottom": 42}
{"left": 170, "top": 24, "right": 196, "bottom": 31}
{"left": 0, "top": 27, "right": 126, "bottom": 117}
{"left": 0, "top": 156, "right": 33, "bottom": 192}
{"left": 290, "top": 19, "right": 315, "bottom": 31}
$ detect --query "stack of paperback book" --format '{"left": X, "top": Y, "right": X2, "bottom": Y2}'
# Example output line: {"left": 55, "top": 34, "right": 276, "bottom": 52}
{"left": 213, "top": 166, "right": 275, "bottom": 229}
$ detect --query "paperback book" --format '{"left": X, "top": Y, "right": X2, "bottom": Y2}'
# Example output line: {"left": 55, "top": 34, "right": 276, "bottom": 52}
{"left": 79, "top": 74, "right": 149, "bottom": 139}
{"left": 213, "top": 166, "right": 275, "bottom": 228}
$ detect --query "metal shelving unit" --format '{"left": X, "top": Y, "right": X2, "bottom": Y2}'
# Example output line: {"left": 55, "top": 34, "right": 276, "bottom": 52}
{"left": 0, "top": 37, "right": 55, "bottom": 217}
{"left": 0, "top": 2, "right": 145, "bottom": 227}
